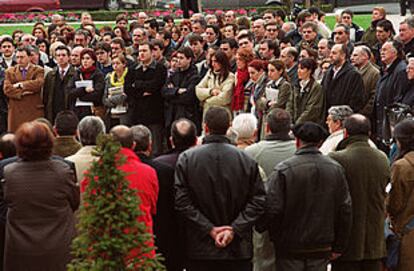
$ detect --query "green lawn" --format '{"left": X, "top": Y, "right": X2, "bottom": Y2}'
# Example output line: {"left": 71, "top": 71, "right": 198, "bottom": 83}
{"left": 0, "top": 15, "right": 373, "bottom": 36}
{"left": 0, "top": 23, "right": 115, "bottom": 36}
{"left": 325, "top": 14, "right": 372, "bottom": 30}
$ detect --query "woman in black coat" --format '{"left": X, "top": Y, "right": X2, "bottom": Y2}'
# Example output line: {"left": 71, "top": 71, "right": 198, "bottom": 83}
{"left": 3, "top": 121, "right": 79, "bottom": 271}
{"left": 67, "top": 48, "right": 105, "bottom": 120}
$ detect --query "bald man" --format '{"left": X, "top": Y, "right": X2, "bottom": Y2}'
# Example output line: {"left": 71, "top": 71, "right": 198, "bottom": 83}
{"left": 107, "top": 125, "right": 159, "bottom": 256}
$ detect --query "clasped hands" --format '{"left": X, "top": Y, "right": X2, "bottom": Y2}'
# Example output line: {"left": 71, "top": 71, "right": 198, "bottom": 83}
{"left": 209, "top": 226, "right": 234, "bottom": 248}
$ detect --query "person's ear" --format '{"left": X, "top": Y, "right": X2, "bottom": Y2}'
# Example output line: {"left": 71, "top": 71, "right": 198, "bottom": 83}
{"left": 203, "top": 123, "right": 209, "bottom": 135}
{"left": 265, "top": 122, "right": 271, "bottom": 135}
{"left": 131, "top": 141, "right": 136, "bottom": 150}
{"left": 344, "top": 128, "right": 349, "bottom": 139}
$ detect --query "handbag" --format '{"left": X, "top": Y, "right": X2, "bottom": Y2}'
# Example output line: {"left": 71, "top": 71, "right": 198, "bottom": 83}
{"left": 386, "top": 217, "right": 414, "bottom": 270}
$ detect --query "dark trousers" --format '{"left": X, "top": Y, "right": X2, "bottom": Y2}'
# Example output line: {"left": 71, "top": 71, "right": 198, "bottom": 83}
{"left": 276, "top": 258, "right": 328, "bottom": 271}
{"left": 148, "top": 123, "right": 164, "bottom": 157}
{"left": 331, "top": 259, "right": 382, "bottom": 271}
{"left": 180, "top": 0, "right": 199, "bottom": 18}
{"left": 187, "top": 259, "right": 252, "bottom": 271}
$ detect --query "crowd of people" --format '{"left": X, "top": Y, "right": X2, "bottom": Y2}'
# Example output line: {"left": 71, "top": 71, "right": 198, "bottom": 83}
{"left": 0, "top": 4, "right": 413, "bottom": 271}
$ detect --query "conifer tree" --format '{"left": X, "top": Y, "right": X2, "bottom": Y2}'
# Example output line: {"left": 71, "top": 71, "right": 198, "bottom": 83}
{"left": 68, "top": 135, "right": 164, "bottom": 271}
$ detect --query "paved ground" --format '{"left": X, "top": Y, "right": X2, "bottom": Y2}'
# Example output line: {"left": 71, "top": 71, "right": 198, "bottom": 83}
{"left": 335, "top": 2, "right": 401, "bottom": 14}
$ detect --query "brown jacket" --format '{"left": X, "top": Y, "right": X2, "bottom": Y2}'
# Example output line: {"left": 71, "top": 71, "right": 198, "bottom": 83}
{"left": 3, "top": 159, "right": 80, "bottom": 271}
{"left": 388, "top": 151, "right": 414, "bottom": 271}
{"left": 359, "top": 62, "right": 380, "bottom": 116}
{"left": 4, "top": 64, "right": 44, "bottom": 132}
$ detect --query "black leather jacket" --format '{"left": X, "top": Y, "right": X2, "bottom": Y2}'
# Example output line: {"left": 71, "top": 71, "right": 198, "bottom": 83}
{"left": 263, "top": 146, "right": 352, "bottom": 258}
{"left": 174, "top": 134, "right": 266, "bottom": 260}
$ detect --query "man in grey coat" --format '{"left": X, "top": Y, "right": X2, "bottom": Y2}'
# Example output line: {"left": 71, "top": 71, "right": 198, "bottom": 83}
{"left": 245, "top": 108, "right": 296, "bottom": 271}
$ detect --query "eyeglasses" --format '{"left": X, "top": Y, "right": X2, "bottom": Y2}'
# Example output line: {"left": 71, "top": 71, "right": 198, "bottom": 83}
{"left": 181, "top": 27, "right": 189, "bottom": 31}
{"left": 303, "top": 30, "right": 314, "bottom": 34}
{"left": 334, "top": 31, "right": 345, "bottom": 35}
{"left": 133, "top": 34, "right": 142, "bottom": 37}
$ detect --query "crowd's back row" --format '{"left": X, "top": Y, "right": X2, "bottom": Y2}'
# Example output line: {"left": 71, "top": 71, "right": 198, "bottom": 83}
{"left": 0, "top": 7, "right": 413, "bottom": 155}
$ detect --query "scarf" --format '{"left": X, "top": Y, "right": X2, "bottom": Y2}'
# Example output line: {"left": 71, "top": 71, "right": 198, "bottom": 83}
{"left": 231, "top": 68, "right": 250, "bottom": 111}
{"left": 80, "top": 65, "right": 96, "bottom": 80}
{"left": 110, "top": 68, "right": 128, "bottom": 87}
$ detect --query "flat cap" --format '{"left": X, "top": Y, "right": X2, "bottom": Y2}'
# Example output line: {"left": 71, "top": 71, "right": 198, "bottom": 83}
{"left": 292, "top": 121, "right": 328, "bottom": 143}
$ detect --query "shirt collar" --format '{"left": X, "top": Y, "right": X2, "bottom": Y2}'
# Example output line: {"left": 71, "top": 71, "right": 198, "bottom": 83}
{"left": 136, "top": 59, "right": 157, "bottom": 70}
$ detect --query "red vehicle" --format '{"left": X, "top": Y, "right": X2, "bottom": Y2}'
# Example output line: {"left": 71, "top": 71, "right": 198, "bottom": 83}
{"left": 0, "top": 0, "right": 60, "bottom": 13}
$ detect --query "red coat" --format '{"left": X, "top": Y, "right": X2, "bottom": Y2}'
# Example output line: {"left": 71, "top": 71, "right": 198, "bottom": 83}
{"left": 81, "top": 147, "right": 159, "bottom": 253}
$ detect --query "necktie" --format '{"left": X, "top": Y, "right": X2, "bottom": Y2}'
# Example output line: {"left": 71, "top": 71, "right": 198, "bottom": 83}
{"left": 21, "top": 68, "right": 27, "bottom": 80}
{"left": 60, "top": 69, "right": 65, "bottom": 80}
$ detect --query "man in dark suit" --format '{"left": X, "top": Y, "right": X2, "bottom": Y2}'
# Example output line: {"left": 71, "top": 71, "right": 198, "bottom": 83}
{"left": 43, "top": 45, "right": 76, "bottom": 123}
{"left": 131, "top": 124, "right": 184, "bottom": 271}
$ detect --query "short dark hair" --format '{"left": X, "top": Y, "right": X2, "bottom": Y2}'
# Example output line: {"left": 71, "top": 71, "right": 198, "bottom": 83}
{"left": 221, "top": 38, "right": 238, "bottom": 49}
{"left": 298, "top": 57, "right": 317, "bottom": 74}
{"left": 343, "top": 114, "right": 371, "bottom": 136}
{"left": 95, "top": 41, "right": 111, "bottom": 52}
{"left": 54, "top": 110, "right": 79, "bottom": 136}
{"left": 171, "top": 118, "right": 197, "bottom": 150}
{"left": 151, "top": 39, "right": 164, "bottom": 50}
{"left": 0, "top": 37, "right": 15, "bottom": 47}
{"left": 0, "top": 133, "right": 16, "bottom": 159}
{"left": 55, "top": 45, "right": 71, "bottom": 55}
{"left": 144, "top": 18, "right": 159, "bottom": 31}
{"left": 16, "top": 46, "right": 31, "bottom": 56}
{"left": 176, "top": 46, "right": 194, "bottom": 59}
{"left": 260, "top": 39, "right": 280, "bottom": 58}
{"left": 111, "top": 37, "right": 125, "bottom": 49}
{"left": 110, "top": 125, "right": 134, "bottom": 149}
{"left": 140, "top": 41, "right": 154, "bottom": 50}
{"left": 204, "top": 107, "right": 230, "bottom": 135}
{"left": 377, "top": 19, "right": 395, "bottom": 34}
{"left": 341, "top": 9, "right": 354, "bottom": 18}
{"left": 266, "top": 108, "right": 292, "bottom": 134}
{"left": 188, "top": 33, "right": 204, "bottom": 44}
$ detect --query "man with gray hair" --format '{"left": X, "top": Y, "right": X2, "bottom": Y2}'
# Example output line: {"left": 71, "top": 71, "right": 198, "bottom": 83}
{"left": 131, "top": 124, "right": 183, "bottom": 271}
{"left": 66, "top": 116, "right": 106, "bottom": 181}
{"left": 351, "top": 45, "right": 380, "bottom": 116}
{"left": 320, "top": 105, "right": 354, "bottom": 155}
{"left": 231, "top": 113, "right": 258, "bottom": 149}
{"left": 320, "top": 105, "right": 377, "bottom": 154}
{"left": 245, "top": 109, "right": 296, "bottom": 271}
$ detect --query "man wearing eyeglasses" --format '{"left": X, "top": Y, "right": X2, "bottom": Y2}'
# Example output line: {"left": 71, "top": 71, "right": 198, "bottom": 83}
{"left": 296, "top": 21, "right": 319, "bottom": 53}
{"left": 264, "top": 21, "right": 280, "bottom": 41}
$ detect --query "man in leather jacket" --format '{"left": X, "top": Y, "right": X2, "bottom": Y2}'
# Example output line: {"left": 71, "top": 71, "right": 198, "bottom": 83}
{"left": 262, "top": 121, "right": 352, "bottom": 271}
{"left": 175, "top": 106, "right": 266, "bottom": 271}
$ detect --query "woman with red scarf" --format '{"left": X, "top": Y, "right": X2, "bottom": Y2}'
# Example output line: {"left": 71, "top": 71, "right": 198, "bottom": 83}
{"left": 231, "top": 47, "right": 255, "bottom": 116}
{"left": 67, "top": 48, "right": 105, "bottom": 120}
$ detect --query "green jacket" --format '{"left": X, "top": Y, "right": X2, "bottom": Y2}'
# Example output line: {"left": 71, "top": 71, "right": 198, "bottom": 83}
{"left": 329, "top": 135, "right": 390, "bottom": 261}
{"left": 286, "top": 79, "right": 324, "bottom": 125}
